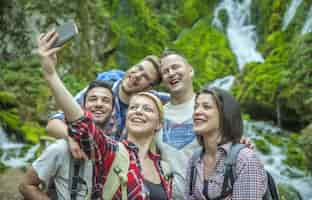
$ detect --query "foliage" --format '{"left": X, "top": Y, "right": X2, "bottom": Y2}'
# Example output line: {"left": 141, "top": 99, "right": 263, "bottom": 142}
{"left": 278, "top": 183, "right": 302, "bottom": 200}
{"left": 172, "top": 18, "right": 237, "bottom": 91}
{"left": 299, "top": 124, "right": 312, "bottom": 174}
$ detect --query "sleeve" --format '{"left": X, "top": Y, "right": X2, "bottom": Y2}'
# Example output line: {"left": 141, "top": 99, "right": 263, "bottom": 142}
{"left": 151, "top": 90, "right": 170, "bottom": 104}
{"left": 232, "top": 148, "right": 267, "bottom": 199}
{"left": 67, "top": 111, "right": 118, "bottom": 164}
{"left": 32, "top": 141, "right": 65, "bottom": 188}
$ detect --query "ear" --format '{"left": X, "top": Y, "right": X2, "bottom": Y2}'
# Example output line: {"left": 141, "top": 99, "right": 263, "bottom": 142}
{"left": 190, "top": 68, "right": 194, "bottom": 77}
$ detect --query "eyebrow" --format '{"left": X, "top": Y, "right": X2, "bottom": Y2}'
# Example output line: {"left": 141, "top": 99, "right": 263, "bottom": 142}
{"left": 137, "top": 64, "right": 151, "bottom": 81}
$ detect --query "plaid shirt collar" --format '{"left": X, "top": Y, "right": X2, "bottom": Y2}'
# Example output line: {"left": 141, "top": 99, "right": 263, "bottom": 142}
{"left": 122, "top": 139, "right": 161, "bottom": 161}
{"left": 195, "top": 142, "right": 232, "bottom": 164}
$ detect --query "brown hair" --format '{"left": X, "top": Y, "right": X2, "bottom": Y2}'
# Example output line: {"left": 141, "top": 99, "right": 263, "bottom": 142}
{"left": 142, "top": 55, "right": 162, "bottom": 86}
{"left": 195, "top": 86, "right": 243, "bottom": 147}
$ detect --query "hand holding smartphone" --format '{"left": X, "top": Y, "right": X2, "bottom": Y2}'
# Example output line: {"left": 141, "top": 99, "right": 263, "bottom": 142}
{"left": 51, "top": 21, "right": 79, "bottom": 48}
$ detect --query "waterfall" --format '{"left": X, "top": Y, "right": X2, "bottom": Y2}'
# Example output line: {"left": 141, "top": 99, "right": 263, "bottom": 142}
{"left": 0, "top": 126, "right": 39, "bottom": 168}
{"left": 301, "top": 5, "right": 312, "bottom": 35}
{"left": 244, "top": 121, "right": 312, "bottom": 199}
{"left": 212, "top": 0, "right": 264, "bottom": 71}
{"left": 209, "top": 75, "right": 235, "bottom": 91}
{"left": 282, "top": 0, "right": 303, "bottom": 30}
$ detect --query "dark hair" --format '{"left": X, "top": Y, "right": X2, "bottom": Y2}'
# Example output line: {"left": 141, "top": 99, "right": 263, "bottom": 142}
{"left": 142, "top": 55, "right": 162, "bottom": 86}
{"left": 195, "top": 86, "right": 243, "bottom": 147}
{"left": 83, "top": 80, "right": 114, "bottom": 107}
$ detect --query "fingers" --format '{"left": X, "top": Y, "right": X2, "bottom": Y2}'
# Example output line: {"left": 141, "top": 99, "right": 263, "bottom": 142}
{"left": 37, "top": 30, "right": 59, "bottom": 52}
{"left": 42, "top": 29, "right": 56, "bottom": 44}
{"left": 46, "top": 32, "right": 58, "bottom": 49}
{"left": 68, "top": 137, "right": 88, "bottom": 160}
{"left": 45, "top": 46, "right": 62, "bottom": 56}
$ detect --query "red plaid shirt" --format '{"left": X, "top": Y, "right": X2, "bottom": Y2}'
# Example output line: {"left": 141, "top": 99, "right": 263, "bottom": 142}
{"left": 68, "top": 112, "right": 172, "bottom": 200}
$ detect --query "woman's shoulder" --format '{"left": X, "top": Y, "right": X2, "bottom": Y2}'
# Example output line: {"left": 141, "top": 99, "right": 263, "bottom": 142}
{"left": 235, "top": 147, "right": 265, "bottom": 172}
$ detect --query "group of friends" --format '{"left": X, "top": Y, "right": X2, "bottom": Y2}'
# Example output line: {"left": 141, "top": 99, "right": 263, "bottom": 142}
{"left": 18, "top": 30, "right": 268, "bottom": 200}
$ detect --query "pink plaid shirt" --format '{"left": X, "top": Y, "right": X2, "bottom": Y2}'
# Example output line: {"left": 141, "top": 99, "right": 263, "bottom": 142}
{"left": 185, "top": 143, "right": 267, "bottom": 200}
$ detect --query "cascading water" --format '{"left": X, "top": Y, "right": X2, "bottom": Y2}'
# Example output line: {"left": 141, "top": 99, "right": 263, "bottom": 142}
{"left": 244, "top": 121, "right": 312, "bottom": 199}
{"left": 0, "top": 126, "right": 39, "bottom": 168}
{"left": 209, "top": 75, "right": 235, "bottom": 91}
{"left": 282, "top": 0, "right": 303, "bottom": 30}
{"left": 212, "top": 0, "right": 264, "bottom": 71}
{"left": 301, "top": 5, "right": 312, "bottom": 34}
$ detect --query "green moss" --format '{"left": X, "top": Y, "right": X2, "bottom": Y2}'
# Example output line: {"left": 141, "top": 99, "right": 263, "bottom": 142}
{"left": 0, "top": 91, "right": 17, "bottom": 109}
{"left": 172, "top": 18, "right": 237, "bottom": 91}
{"left": 263, "top": 134, "right": 284, "bottom": 147}
{"left": 20, "top": 122, "right": 45, "bottom": 144}
{"left": 283, "top": 133, "right": 307, "bottom": 171}
{"left": 254, "top": 139, "right": 271, "bottom": 155}
{"left": 299, "top": 124, "right": 312, "bottom": 174}
{"left": 0, "top": 111, "right": 22, "bottom": 133}
{"left": 278, "top": 183, "right": 302, "bottom": 200}
{"left": 110, "top": 0, "right": 170, "bottom": 69}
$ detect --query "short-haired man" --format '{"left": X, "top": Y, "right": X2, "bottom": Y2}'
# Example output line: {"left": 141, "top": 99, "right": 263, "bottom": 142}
{"left": 19, "top": 80, "right": 114, "bottom": 200}
{"left": 156, "top": 51, "right": 199, "bottom": 199}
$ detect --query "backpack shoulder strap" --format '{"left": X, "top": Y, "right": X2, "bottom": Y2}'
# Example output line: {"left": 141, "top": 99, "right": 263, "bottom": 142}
{"left": 69, "top": 158, "right": 87, "bottom": 200}
{"left": 160, "top": 160, "right": 172, "bottom": 180}
{"left": 103, "top": 142, "right": 130, "bottom": 200}
{"left": 264, "top": 171, "right": 280, "bottom": 200}
{"left": 189, "top": 148, "right": 203, "bottom": 196}
{"left": 221, "top": 144, "right": 247, "bottom": 197}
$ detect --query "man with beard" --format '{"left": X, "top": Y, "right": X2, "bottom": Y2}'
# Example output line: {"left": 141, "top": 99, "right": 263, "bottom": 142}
{"left": 19, "top": 79, "right": 115, "bottom": 200}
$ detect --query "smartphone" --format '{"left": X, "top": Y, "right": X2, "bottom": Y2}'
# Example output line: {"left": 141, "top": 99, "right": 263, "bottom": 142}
{"left": 51, "top": 21, "right": 79, "bottom": 48}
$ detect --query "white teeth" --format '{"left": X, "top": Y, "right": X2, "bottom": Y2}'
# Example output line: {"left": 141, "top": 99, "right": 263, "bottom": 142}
{"left": 131, "top": 117, "right": 145, "bottom": 123}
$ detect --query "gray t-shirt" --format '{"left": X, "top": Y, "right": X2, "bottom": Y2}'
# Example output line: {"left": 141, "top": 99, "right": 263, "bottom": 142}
{"left": 157, "top": 96, "right": 200, "bottom": 200}
{"left": 32, "top": 139, "right": 93, "bottom": 200}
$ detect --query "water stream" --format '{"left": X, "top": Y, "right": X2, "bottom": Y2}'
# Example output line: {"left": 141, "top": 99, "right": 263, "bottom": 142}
{"left": 244, "top": 121, "right": 312, "bottom": 199}
{"left": 0, "top": 126, "right": 39, "bottom": 168}
{"left": 282, "top": 0, "right": 304, "bottom": 30}
{"left": 212, "top": 0, "right": 264, "bottom": 71}
{"left": 301, "top": 5, "right": 312, "bottom": 35}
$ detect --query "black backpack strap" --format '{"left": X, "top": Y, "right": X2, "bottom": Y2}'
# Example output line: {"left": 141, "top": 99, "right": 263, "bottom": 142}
{"left": 220, "top": 144, "right": 247, "bottom": 198}
{"left": 264, "top": 171, "right": 280, "bottom": 200}
{"left": 189, "top": 148, "right": 203, "bottom": 196}
{"left": 70, "top": 159, "right": 88, "bottom": 200}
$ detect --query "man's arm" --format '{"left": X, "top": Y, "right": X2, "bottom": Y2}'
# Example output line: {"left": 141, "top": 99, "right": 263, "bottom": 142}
{"left": 46, "top": 118, "right": 68, "bottom": 139}
{"left": 19, "top": 167, "right": 50, "bottom": 200}
{"left": 37, "top": 30, "right": 83, "bottom": 123}
{"left": 46, "top": 119, "right": 87, "bottom": 159}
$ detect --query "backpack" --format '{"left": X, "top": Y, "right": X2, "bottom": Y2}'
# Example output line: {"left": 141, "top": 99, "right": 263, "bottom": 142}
{"left": 189, "top": 144, "right": 279, "bottom": 200}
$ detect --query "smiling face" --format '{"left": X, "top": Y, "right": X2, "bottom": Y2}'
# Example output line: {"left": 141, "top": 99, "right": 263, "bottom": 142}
{"left": 193, "top": 93, "right": 220, "bottom": 137}
{"left": 160, "top": 54, "right": 193, "bottom": 95}
{"left": 121, "top": 60, "right": 159, "bottom": 94}
{"left": 84, "top": 87, "right": 113, "bottom": 126}
{"left": 126, "top": 95, "right": 161, "bottom": 138}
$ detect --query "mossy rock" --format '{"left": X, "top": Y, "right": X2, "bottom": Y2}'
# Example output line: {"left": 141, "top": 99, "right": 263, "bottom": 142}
{"left": 232, "top": 60, "right": 286, "bottom": 122}
{"left": 299, "top": 123, "right": 312, "bottom": 174}
{"left": 0, "top": 91, "right": 17, "bottom": 109}
{"left": 0, "top": 111, "right": 22, "bottom": 134}
{"left": 278, "top": 183, "right": 302, "bottom": 200}
{"left": 254, "top": 139, "right": 271, "bottom": 155}
{"left": 263, "top": 134, "right": 284, "bottom": 147}
{"left": 283, "top": 133, "right": 307, "bottom": 171}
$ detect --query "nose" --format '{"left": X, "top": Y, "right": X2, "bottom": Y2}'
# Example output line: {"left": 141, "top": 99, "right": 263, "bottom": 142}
{"left": 168, "top": 68, "right": 175, "bottom": 77}
{"left": 95, "top": 99, "right": 104, "bottom": 107}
